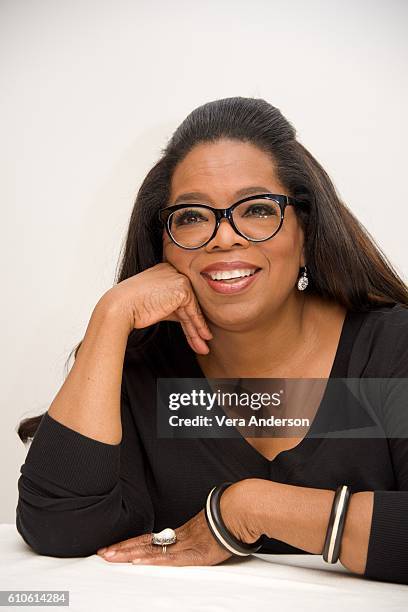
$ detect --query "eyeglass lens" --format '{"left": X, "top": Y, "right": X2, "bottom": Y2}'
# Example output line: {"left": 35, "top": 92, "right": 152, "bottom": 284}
{"left": 168, "top": 198, "right": 282, "bottom": 247}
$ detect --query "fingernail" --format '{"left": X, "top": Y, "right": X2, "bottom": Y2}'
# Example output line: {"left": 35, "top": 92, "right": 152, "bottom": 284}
{"left": 131, "top": 558, "right": 141, "bottom": 564}
{"left": 98, "top": 548, "right": 107, "bottom": 554}
{"left": 104, "top": 550, "right": 116, "bottom": 557}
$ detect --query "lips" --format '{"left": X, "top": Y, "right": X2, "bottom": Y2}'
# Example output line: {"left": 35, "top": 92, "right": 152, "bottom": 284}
{"left": 200, "top": 267, "right": 262, "bottom": 295}
{"left": 200, "top": 260, "right": 261, "bottom": 274}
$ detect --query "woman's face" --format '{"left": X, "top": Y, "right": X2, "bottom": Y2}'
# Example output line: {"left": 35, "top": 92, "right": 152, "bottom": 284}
{"left": 162, "top": 138, "right": 306, "bottom": 329}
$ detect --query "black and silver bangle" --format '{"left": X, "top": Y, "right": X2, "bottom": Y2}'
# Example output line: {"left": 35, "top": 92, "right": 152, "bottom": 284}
{"left": 204, "top": 481, "right": 264, "bottom": 557}
{"left": 322, "top": 485, "right": 352, "bottom": 564}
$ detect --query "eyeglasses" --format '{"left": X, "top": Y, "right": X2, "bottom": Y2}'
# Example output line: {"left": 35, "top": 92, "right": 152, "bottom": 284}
{"left": 158, "top": 193, "right": 309, "bottom": 250}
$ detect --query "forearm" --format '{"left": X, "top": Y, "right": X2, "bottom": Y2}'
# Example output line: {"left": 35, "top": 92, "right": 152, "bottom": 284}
{"left": 47, "top": 294, "right": 133, "bottom": 445}
{"left": 243, "top": 478, "right": 374, "bottom": 575}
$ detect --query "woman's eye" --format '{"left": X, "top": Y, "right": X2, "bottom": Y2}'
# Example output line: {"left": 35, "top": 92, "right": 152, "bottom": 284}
{"left": 244, "top": 204, "right": 277, "bottom": 217}
{"left": 174, "top": 211, "right": 206, "bottom": 226}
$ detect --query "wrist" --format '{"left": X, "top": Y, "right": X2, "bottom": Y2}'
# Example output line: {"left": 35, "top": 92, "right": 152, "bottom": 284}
{"left": 219, "top": 478, "right": 266, "bottom": 544}
{"left": 94, "top": 292, "right": 134, "bottom": 336}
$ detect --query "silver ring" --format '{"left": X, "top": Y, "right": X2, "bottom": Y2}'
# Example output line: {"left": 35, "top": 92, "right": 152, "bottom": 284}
{"left": 151, "top": 528, "right": 177, "bottom": 553}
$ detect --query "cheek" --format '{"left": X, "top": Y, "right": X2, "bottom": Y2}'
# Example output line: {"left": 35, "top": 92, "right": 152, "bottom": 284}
{"left": 258, "top": 235, "right": 302, "bottom": 287}
{"left": 261, "top": 241, "right": 293, "bottom": 267}
{"left": 162, "top": 240, "right": 192, "bottom": 275}
{"left": 263, "top": 225, "right": 302, "bottom": 262}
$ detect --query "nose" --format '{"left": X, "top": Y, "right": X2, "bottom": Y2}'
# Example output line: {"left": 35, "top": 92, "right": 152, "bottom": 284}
{"left": 204, "top": 217, "right": 249, "bottom": 251}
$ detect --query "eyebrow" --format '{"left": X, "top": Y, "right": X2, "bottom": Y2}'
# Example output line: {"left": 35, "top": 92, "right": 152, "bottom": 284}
{"left": 172, "top": 186, "right": 273, "bottom": 205}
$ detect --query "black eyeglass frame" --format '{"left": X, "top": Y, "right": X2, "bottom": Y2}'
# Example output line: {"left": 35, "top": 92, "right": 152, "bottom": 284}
{"left": 158, "top": 193, "right": 309, "bottom": 250}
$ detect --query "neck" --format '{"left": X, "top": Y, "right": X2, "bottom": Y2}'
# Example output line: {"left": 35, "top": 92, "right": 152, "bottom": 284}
{"left": 196, "top": 293, "right": 331, "bottom": 378}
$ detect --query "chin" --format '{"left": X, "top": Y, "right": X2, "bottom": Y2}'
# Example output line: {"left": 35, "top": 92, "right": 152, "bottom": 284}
{"left": 206, "top": 305, "right": 261, "bottom": 330}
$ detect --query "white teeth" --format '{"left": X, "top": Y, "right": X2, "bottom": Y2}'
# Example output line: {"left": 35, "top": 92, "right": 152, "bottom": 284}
{"left": 207, "top": 268, "right": 257, "bottom": 281}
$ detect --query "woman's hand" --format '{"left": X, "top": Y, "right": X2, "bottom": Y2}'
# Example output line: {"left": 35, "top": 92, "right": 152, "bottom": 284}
{"left": 96, "top": 480, "right": 262, "bottom": 566}
{"left": 100, "top": 262, "right": 213, "bottom": 355}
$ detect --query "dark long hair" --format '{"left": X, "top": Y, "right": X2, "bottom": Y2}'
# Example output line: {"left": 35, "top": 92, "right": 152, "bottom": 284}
{"left": 17, "top": 96, "right": 408, "bottom": 443}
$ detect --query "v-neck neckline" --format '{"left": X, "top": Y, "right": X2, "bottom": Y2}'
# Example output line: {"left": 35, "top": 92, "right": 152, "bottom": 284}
{"left": 174, "top": 308, "right": 366, "bottom": 470}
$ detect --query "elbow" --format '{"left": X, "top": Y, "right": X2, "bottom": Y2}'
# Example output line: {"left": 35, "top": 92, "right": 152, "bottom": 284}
{"left": 15, "top": 482, "right": 155, "bottom": 558}
{"left": 16, "top": 504, "right": 96, "bottom": 558}
{"left": 15, "top": 474, "right": 126, "bottom": 557}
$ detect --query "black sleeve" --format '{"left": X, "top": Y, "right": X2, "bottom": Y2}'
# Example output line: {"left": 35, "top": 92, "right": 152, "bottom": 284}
{"left": 363, "top": 313, "right": 408, "bottom": 585}
{"left": 363, "top": 444, "right": 408, "bottom": 584}
{"left": 16, "top": 383, "right": 155, "bottom": 558}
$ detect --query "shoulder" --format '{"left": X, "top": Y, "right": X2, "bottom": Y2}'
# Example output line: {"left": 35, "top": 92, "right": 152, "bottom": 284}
{"left": 363, "top": 302, "right": 408, "bottom": 324}
{"left": 359, "top": 303, "right": 408, "bottom": 338}
{"left": 355, "top": 303, "right": 408, "bottom": 376}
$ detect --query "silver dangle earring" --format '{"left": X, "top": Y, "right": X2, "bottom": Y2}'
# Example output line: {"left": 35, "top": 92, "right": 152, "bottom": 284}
{"left": 297, "top": 265, "right": 308, "bottom": 291}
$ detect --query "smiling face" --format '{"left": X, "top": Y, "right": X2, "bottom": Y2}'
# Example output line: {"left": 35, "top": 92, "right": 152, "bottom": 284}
{"left": 162, "top": 138, "right": 306, "bottom": 329}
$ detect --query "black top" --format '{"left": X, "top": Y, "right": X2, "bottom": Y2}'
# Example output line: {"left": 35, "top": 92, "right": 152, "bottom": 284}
{"left": 16, "top": 303, "right": 408, "bottom": 585}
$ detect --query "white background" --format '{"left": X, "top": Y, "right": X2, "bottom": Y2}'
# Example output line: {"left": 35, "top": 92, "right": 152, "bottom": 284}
{"left": 1, "top": 0, "right": 407, "bottom": 523}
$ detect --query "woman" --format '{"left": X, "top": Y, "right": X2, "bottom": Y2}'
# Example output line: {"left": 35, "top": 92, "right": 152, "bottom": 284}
{"left": 16, "top": 97, "right": 408, "bottom": 584}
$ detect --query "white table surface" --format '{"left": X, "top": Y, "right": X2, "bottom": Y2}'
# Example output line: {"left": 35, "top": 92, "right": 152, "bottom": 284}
{"left": 1, "top": 524, "right": 407, "bottom": 611}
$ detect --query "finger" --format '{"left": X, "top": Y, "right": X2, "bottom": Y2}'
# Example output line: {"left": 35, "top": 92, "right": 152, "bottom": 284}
{"left": 97, "top": 531, "right": 152, "bottom": 552}
{"left": 177, "top": 308, "right": 210, "bottom": 354}
{"left": 100, "top": 540, "right": 162, "bottom": 563}
{"left": 131, "top": 549, "right": 201, "bottom": 567}
{"left": 99, "top": 527, "right": 190, "bottom": 562}
{"left": 180, "top": 294, "right": 213, "bottom": 340}
{"left": 184, "top": 300, "right": 213, "bottom": 340}
{"left": 97, "top": 532, "right": 152, "bottom": 555}
{"left": 178, "top": 322, "right": 209, "bottom": 355}
{"left": 177, "top": 319, "right": 198, "bottom": 354}
{"left": 179, "top": 319, "right": 210, "bottom": 355}
{"left": 100, "top": 550, "right": 135, "bottom": 563}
